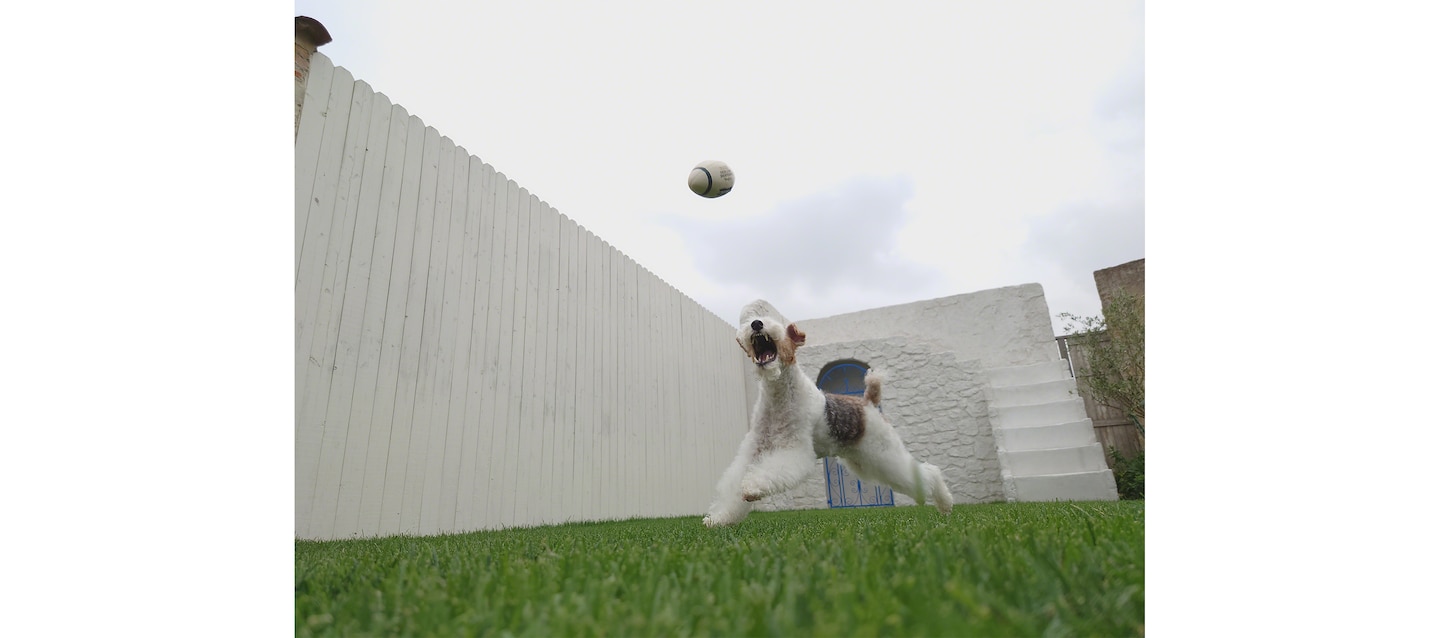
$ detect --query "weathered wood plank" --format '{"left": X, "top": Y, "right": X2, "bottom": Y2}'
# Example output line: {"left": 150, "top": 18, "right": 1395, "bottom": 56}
{"left": 294, "top": 62, "right": 355, "bottom": 537}
{"left": 364, "top": 110, "right": 425, "bottom": 535}
{"left": 379, "top": 124, "right": 439, "bottom": 535}
{"left": 436, "top": 147, "right": 477, "bottom": 533}
{"left": 331, "top": 91, "right": 399, "bottom": 537}
{"left": 480, "top": 178, "right": 520, "bottom": 530}
{"left": 455, "top": 159, "right": 496, "bottom": 533}
{"left": 397, "top": 132, "right": 451, "bottom": 535}
{"left": 294, "top": 51, "right": 335, "bottom": 276}
{"left": 498, "top": 186, "right": 533, "bottom": 527}
{"left": 301, "top": 78, "right": 375, "bottom": 539}
{"left": 416, "top": 137, "right": 463, "bottom": 535}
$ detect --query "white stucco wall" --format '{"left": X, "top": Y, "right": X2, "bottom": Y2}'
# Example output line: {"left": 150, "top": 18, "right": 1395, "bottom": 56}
{"left": 793, "top": 284, "right": 1061, "bottom": 370}
{"left": 751, "top": 337, "right": 1006, "bottom": 513}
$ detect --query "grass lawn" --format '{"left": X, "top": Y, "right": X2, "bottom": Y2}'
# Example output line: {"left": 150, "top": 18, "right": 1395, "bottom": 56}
{"left": 295, "top": 501, "right": 1144, "bottom": 636}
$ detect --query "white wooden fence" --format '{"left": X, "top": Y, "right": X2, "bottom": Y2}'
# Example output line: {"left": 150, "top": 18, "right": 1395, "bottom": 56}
{"left": 295, "top": 52, "right": 751, "bottom": 540}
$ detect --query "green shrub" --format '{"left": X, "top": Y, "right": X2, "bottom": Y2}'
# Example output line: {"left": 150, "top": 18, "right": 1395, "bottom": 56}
{"left": 1109, "top": 447, "right": 1144, "bottom": 500}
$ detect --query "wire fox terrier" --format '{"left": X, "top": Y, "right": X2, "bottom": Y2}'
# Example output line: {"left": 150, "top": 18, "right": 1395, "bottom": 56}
{"left": 703, "top": 300, "right": 955, "bottom": 527}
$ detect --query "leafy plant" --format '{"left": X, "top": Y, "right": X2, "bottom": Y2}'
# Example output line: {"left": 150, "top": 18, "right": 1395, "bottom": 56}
{"left": 1059, "top": 289, "right": 1145, "bottom": 436}
{"left": 1108, "top": 447, "right": 1145, "bottom": 500}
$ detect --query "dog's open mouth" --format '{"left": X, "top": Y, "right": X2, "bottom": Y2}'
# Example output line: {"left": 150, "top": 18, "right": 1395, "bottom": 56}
{"left": 751, "top": 332, "right": 778, "bottom": 366}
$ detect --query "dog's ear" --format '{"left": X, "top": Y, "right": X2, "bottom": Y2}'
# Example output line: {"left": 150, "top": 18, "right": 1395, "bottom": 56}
{"left": 786, "top": 323, "right": 806, "bottom": 346}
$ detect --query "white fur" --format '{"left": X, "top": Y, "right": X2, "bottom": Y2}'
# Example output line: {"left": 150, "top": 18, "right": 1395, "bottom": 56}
{"left": 703, "top": 300, "right": 955, "bottom": 527}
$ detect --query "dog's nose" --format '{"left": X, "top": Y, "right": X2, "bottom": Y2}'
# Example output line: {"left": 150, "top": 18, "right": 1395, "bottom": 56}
{"left": 751, "top": 319, "right": 763, "bottom": 331}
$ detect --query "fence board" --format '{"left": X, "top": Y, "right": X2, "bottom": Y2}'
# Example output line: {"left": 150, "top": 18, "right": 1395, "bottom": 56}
{"left": 556, "top": 216, "right": 579, "bottom": 523}
{"left": 535, "top": 203, "right": 555, "bottom": 524}
{"left": 365, "top": 110, "right": 424, "bottom": 535}
{"left": 517, "top": 193, "right": 546, "bottom": 525}
{"left": 417, "top": 138, "right": 464, "bottom": 535}
{"left": 303, "top": 78, "right": 376, "bottom": 539}
{"left": 398, "top": 132, "right": 449, "bottom": 535}
{"left": 383, "top": 125, "right": 440, "bottom": 535}
{"left": 294, "top": 62, "right": 355, "bottom": 532}
{"left": 437, "top": 148, "right": 478, "bottom": 532}
{"left": 581, "top": 229, "right": 601, "bottom": 522}
{"left": 596, "top": 241, "right": 613, "bottom": 521}
{"left": 498, "top": 187, "right": 531, "bottom": 527}
{"left": 455, "top": 159, "right": 497, "bottom": 533}
{"left": 483, "top": 178, "right": 520, "bottom": 530}
{"left": 332, "top": 92, "right": 400, "bottom": 538}
{"left": 294, "top": 52, "right": 335, "bottom": 276}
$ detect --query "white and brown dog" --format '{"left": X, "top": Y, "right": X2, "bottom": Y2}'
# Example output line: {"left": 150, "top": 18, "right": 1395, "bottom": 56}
{"left": 703, "top": 300, "right": 954, "bottom": 527}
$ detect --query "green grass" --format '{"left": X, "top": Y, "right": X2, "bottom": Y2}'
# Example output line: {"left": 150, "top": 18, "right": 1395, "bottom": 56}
{"left": 295, "top": 501, "right": 1144, "bottom": 637}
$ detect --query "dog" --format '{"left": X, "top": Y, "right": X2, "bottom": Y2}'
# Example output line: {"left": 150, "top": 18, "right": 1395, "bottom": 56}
{"left": 702, "top": 300, "right": 955, "bottom": 527}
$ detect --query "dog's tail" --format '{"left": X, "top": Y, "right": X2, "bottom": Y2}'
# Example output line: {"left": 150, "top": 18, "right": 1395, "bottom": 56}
{"left": 863, "top": 369, "right": 885, "bottom": 407}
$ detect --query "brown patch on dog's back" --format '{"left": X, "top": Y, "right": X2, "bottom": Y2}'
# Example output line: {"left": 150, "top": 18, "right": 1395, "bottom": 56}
{"left": 824, "top": 393, "right": 866, "bottom": 445}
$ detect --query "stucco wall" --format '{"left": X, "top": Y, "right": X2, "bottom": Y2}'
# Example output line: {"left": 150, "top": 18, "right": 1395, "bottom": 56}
{"left": 750, "top": 337, "right": 1006, "bottom": 513}
{"left": 794, "top": 284, "right": 1061, "bottom": 370}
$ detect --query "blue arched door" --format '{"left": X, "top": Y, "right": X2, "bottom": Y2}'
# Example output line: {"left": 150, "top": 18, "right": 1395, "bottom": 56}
{"left": 816, "top": 361, "right": 894, "bottom": 508}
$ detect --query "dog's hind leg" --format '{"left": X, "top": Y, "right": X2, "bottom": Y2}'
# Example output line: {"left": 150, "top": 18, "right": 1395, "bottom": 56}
{"left": 843, "top": 449, "right": 954, "bottom": 515}
{"left": 739, "top": 443, "right": 816, "bottom": 503}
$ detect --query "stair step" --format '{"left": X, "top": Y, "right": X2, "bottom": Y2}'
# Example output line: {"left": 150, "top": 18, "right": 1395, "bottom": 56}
{"left": 994, "top": 419, "right": 1099, "bottom": 452}
{"left": 1003, "top": 443, "right": 1108, "bottom": 476}
{"left": 989, "top": 378, "right": 1082, "bottom": 408}
{"left": 986, "top": 360, "right": 1073, "bottom": 388}
{"left": 1011, "top": 470, "right": 1119, "bottom": 502}
{"left": 991, "top": 399, "right": 1087, "bottom": 429}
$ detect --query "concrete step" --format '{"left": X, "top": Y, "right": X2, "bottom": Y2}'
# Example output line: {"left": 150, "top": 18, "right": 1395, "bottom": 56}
{"left": 1011, "top": 469, "right": 1119, "bottom": 502}
{"left": 994, "top": 419, "right": 1099, "bottom": 452}
{"left": 1003, "top": 443, "right": 1108, "bottom": 476}
{"left": 986, "top": 360, "right": 1072, "bottom": 388}
{"left": 989, "top": 378, "right": 1081, "bottom": 408}
{"left": 991, "top": 399, "right": 1088, "bottom": 429}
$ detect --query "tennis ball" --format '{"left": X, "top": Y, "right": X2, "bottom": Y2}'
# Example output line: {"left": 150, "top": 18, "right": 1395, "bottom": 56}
{"left": 688, "top": 160, "right": 734, "bottom": 198}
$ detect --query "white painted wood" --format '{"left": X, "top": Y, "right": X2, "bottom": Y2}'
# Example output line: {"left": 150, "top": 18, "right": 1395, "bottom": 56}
{"left": 638, "top": 267, "right": 657, "bottom": 516}
{"left": 595, "top": 240, "right": 611, "bottom": 521}
{"left": 294, "top": 51, "right": 335, "bottom": 276}
{"left": 469, "top": 171, "right": 510, "bottom": 531}
{"left": 455, "top": 159, "right": 496, "bottom": 533}
{"left": 624, "top": 257, "right": 641, "bottom": 516}
{"left": 367, "top": 111, "right": 425, "bottom": 535}
{"left": 555, "top": 215, "right": 578, "bottom": 523}
{"left": 579, "top": 228, "right": 600, "bottom": 522}
{"left": 397, "top": 131, "right": 449, "bottom": 536}
{"left": 499, "top": 186, "right": 533, "bottom": 528}
{"left": 527, "top": 201, "right": 552, "bottom": 525}
{"left": 436, "top": 147, "right": 477, "bottom": 533}
{"left": 331, "top": 91, "right": 398, "bottom": 538}
{"left": 416, "top": 136, "right": 462, "bottom": 535}
{"left": 665, "top": 283, "right": 683, "bottom": 515}
{"left": 481, "top": 178, "right": 520, "bottom": 530}
{"left": 382, "top": 124, "right": 440, "bottom": 536}
{"left": 294, "top": 63, "right": 355, "bottom": 537}
{"left": 544, "top": 213, "right": 563, "bottom": 524}
{"left": 302, "top": 78, "right": 376, "bottom": 539}
{"left": 515, "top": 192, "right": 545, "bottom": 526}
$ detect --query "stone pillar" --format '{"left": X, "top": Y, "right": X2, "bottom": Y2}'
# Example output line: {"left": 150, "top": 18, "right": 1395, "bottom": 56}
{"left": 295, "top": 16, "right": 333, "bottom": 139}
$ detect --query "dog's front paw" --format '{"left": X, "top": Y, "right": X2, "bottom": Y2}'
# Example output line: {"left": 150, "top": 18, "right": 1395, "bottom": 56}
{"left": 740, "top": 478, "right": 767, "bottom": 502}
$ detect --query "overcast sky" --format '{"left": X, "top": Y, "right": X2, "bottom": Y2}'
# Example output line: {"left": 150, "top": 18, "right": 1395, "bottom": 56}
{"left": 295, "top": 0, "right": 1144, "bottom": 332}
